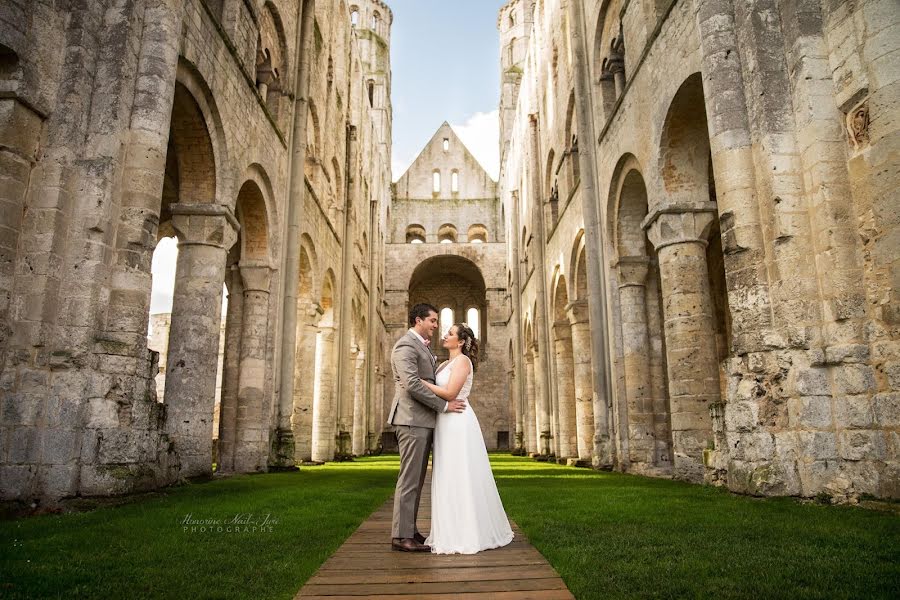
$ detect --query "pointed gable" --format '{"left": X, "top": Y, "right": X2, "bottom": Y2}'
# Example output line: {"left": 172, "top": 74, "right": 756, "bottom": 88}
{"left": 393, "top": 122, "right": 498, "bottom": 200}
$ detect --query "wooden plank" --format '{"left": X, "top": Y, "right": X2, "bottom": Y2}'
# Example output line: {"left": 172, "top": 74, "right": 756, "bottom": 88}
{"left": 302, "top": 577, "right": 568, "bottom": 596}
{"left": 298, "top": 591, "right": 575, "bottom": 600}
{"left": 294, "top": 470, "right": 571, "bottom": 599}
{"left": 307, "top": 565, "right": 561, "bottom": 585}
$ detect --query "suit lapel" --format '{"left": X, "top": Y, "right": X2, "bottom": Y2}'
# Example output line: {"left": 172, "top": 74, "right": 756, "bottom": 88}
{"left": 407, "top": 330, "right": 436, "bottom": 373}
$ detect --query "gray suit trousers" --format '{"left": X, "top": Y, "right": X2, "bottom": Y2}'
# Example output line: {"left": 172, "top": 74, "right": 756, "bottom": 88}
{"left": 391, "top": 424, "right": 433, "bottom": 539}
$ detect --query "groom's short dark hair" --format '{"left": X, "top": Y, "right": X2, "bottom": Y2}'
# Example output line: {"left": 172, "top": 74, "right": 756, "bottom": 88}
{"left": 409, "top": 303, "right": 438, "bottom": 327}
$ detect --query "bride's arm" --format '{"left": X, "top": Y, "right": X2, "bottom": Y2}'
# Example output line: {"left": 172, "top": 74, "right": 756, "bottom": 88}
{"left": 424, "top": 358, "right": 471, "bottom": 401}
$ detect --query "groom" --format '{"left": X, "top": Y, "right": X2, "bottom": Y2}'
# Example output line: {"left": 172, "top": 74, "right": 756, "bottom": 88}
{"left": 388, "top": 303, "right": 466, "bottom": 552}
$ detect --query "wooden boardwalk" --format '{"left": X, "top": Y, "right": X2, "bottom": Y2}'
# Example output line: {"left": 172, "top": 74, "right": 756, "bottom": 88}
{"left": 295, "top": 472, "right": 574, "bottom": 599}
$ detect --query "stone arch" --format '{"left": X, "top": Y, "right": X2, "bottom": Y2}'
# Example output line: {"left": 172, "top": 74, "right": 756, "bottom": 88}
{"left": 437, "top": 223, "right": 458, "bottom": 244}
{"left": 174, "top": 59, "right": 230, "bottom": 207}
{"left": 657, "top": 75, "right": 732, "bottom": 461}
{"left": 570, "top": 230, "right": 588, "bottom": 301}
{"left": 551, "top": 272, "right": 578, "bottom": 458}
{"left": 405, "top": 224, "right": 425, "bottom": 244}
{"left": 256, "top": 1, "right": 290, "bottom": 128}
{"left": 234, "top": 180, "right": 269, "bottom": 262}
{"left": 592, "top": 0, "right": 624, "bottom": 118}
{"left": 408, "top": 255, "right": 487, "bottom": 352}
{"left": 545, "top": 149, "right": 558, "bottom": 228}
{"left": 467, "top": 224, "right": 488, "bottom": 243}
{"left": 658, "top": 73, "right": 715, "bottom": 206}
{"left": 155, "top": 61, "right": 236, "bottom": 479}
{"left": 611, "top": 161, "right": 672, "bottom": 472}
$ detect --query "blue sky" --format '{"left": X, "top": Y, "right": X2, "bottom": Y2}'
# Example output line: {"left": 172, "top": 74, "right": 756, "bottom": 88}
{"left": 388, "top": 0, "right": 508, "bottom": 180}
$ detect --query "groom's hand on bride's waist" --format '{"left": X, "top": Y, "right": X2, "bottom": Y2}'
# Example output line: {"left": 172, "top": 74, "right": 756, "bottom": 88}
{"left": 446, "top": 399, "right": 467, "bottom": 413}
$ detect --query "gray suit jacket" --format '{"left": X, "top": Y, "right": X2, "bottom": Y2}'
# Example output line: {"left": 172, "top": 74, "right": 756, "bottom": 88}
{"left": 387, "top": 331, "right": 446, "bottom": 428}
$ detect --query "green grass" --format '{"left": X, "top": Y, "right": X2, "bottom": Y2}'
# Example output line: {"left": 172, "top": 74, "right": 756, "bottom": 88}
{"left": 2, "top": 454, "right": 898, "bottom": 600}
{"left": 0, "top": 457, "right": 399, "bottom": 600}
{"left": 490, "top": 455, "right": 900, "bottom": 600}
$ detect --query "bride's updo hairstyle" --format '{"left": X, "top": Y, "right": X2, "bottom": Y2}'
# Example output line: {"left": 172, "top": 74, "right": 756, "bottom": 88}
{"left": 454, "top": 323, "right": 480, "bottom": 372}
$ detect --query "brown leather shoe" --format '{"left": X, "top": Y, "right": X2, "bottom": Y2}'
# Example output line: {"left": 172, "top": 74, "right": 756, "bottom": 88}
{"left": 391, "top": 537, "right": 431, "bottom": 552}
{"left": 413, "top": 532, "right": 426, "bottom": 544}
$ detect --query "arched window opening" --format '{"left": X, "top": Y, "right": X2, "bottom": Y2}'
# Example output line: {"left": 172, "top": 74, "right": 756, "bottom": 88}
{"left": 451, "top": 170, "right": 459, "bottom": 193}
{"left": 507, "top": 38, "right": 516, "bottom": 66}
{"left": 466, "top": 307, "right": 480, "bottom": 339}
{"left": 468, "top": 224, "right": 488, "bottom": 244}
{"left": 371, "top": 11, "right": 380, "bottom": 32}
{"left": 440, "top": 307, "right": 454, "bottom": 337}
{"left": 367, "top": 79, "right": 375, "bottom": 106}
{"left": 432, "top": 170, "right": 441, "bottom": 194}
{"left": 442, "top": 138, "right": 450, "bottom": 152}
{"left": 438, "top": 223, "right": 458, "bottom": 244}
{"left": 405, "top": 224, "right": 426, "bottom": 244}
{"left": 350, "top": 7, "right": 359, "bottom": 27}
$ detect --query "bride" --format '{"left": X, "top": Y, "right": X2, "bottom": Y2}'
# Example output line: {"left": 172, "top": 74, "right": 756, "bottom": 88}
{"left": 421, "top": 323, "right": 515, "bottom": 554}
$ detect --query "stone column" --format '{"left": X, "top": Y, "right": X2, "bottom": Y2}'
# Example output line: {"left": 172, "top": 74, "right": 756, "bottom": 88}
{"left": 165, "top": 203, "right": 239, "bottom": 478}
{"left": 645, "top": 206, "right": 720, "bottom": 482}
{"left": 616, "top": 257, "right": 656, "bottom": 466}
{"left": 524, "top": 353, "right": 537, "bottom": 453}
{"left": 311, "top": 323, "right": 337, "bottom": 462}
{"left": 233, "top": 263, "right": 272, "bottom": 472}
{"left": 217, "top": 265, "right": 243, "bottom": 473}
{"left": 566, "top": 300, "right": 595, "bottom": 460}
{"left": 552, "top": 321, "right": 578, "bottom": 459}
{"left": 291, "top": 302, "right": 320, "bottom": 462}
{"left": 533, "top": 345, "right": 552, "bottom": 456}
{"left": 351, "top": 349, "right": 367, "bottom": 456}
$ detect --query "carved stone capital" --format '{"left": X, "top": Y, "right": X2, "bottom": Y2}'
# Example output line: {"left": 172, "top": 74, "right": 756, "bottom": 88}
{"left": 239, "top": 261, "right": 273, "bottom": 293}
{"left": 642, "top": 203, "right": 717, "bottom": 251}
{"left": 615, "top": 256, "right": 650, "bottom": 287}
{"left": 565, "top": 299, "right": 590, "bottom": 325}
{"left": 170, "top": 203, "right": 240, "bottom": 250}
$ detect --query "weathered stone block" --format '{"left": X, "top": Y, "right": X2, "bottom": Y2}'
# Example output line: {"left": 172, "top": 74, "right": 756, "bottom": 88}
{"left": 725, "top": 402, "right": 759, "bottom": 432}
{"left": 839, "top": 430, "right": 887, "bottom": 461}
{"left": 796, "top": 431, "right": 838, "bottom": 459}
{"left": 42, "top": 429, "right": 81, "bottom": 464}
{"left": 795, "top": 367, "right": 830, "bottom": 395}
{"left": 873, "top": 392, "right": 900, "bottom": 427}
{"left": 0, "top": 464, "right": 37, "bottom": 500}
{"left": 832, "top": 364, "right": 876, "bottom": 395}
{"left": 833, "top": 396, "right": 875, "bottom": 429}
{"left": 884, "top": 362, "right": 900, "bottom": 391}
{"left": 787, "top": 395, "right": 832, "bottom": 429}
{"left": 87, "top": 397, "right": 120, "bottom": 428}
{"left": 824, "top": 343, "right": 869, "bottom": 364}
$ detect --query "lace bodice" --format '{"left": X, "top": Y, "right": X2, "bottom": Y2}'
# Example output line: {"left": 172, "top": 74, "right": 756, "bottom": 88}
{"left": 435, "top": 354, "right": 473, "bottom": 402}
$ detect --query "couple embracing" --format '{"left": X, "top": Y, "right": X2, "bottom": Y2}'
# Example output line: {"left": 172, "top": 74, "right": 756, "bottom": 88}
{"left": 387, "top": 303, "right": 515, "bottom": 554}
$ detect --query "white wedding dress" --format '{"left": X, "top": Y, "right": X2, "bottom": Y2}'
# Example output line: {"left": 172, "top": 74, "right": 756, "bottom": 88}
{"left": 425, "top": 354, "right": 515, "bottom": 554}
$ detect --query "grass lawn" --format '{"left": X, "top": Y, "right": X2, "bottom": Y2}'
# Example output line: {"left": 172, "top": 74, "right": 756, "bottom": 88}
{"left": 2, "top": 454, "right": 897, "bottom": 600}
{"left": 490, "top": 454, "right": 900, "bottom": 600}
{"left": 0, "top": 457, "right": 399, "bottom": 600}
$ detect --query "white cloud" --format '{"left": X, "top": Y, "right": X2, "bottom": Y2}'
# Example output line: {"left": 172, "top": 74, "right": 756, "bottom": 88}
{"left": 451, "top": 110, "right": 500, "bottom": 181}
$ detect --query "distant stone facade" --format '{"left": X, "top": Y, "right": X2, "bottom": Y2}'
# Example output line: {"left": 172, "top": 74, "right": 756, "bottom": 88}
{"left": 0, "top": 0, "right": 393, "bottom": 506}
{"left": 384, "top": 123, "right": 512, "bottom": 451}
{"left": 500, "top": 0, "right": 899, "bottom": 501}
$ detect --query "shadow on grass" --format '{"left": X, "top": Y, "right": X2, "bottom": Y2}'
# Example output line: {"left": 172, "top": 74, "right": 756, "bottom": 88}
{"left": 0, "top": 457, "right": 399, "bottom": 600}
